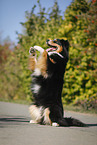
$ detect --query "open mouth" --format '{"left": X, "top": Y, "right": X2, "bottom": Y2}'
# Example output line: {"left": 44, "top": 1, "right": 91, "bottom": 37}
{"left": 46, "top": 40, "right": 58, "bottom": 52}
{"left": 46, "top": 47, "right": 57, "bottom": 52}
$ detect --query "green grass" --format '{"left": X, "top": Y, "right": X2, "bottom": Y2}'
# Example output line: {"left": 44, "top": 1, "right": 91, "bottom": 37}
{"left": 63, "top": 104, "right": 97, "bottom": 114}
{"left": 0, "top": 97, "right": 32, "bottom": 105}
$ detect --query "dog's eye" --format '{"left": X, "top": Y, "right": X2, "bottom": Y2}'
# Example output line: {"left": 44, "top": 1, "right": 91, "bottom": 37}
{"left": 53, "top": 39, "right": 57, "bottom": 43}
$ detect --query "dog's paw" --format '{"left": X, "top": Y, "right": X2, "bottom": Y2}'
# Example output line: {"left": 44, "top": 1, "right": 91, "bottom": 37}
{"left": 52, "top": 122, "right": 59, "bottom": 127}
{"left": 30, "top": 120, "right": 37, "bottom": 124}
{"left": 29, "top": 47, "right": 36, "bottom": 57}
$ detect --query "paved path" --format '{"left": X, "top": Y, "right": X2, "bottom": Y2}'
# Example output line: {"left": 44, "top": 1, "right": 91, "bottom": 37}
{"left": 0, "top": 101, "right": 97, "bottom": 145}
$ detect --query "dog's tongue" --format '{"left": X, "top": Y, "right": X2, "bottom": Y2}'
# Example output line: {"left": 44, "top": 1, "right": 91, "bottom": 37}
{"left": 46, "top": 48, "right": 56, "bottom": 52}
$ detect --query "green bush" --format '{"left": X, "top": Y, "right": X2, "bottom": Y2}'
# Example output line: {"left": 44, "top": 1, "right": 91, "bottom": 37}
{"left": 0, "top": 0, "right": 97, "bottom": 110}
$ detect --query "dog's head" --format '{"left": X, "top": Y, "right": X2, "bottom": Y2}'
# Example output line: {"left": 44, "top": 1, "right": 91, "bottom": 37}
{"left": 46, "top": 39, "right": 69, "bottom": 61}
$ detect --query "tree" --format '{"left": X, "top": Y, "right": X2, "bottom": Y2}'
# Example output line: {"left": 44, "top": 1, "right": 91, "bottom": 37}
{"left": 1, "top": 0, "right": 96, "bottom": 110}
{"left": 16, "top": 0, "right": 97, "bottom": 109}
{"left": 61, "top": 0, "right": 97, "bottom": 109}
{"left": 16, "top": 0, "right": 62, "bottom": 101}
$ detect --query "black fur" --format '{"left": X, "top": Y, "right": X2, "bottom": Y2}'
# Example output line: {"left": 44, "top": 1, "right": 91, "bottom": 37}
{"left": 30, "top": 39, "right": 86, "bottom": 127}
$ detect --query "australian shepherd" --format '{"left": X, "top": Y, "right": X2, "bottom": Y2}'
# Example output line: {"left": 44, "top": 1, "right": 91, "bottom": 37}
{"left": 29, "top": 39, "right": 85, "bottom": 127}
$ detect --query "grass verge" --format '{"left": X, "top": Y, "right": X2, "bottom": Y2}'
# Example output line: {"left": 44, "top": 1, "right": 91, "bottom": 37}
{"left": 0, "top": 97, "right": 32, "bottom": 105}
{"left": 63, "top": 104, "right": 97, "bottom": 114}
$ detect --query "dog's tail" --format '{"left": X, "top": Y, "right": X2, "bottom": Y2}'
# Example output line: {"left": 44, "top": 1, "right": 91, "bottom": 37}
{"left": 58, "top": 117, "right": 86, "bottom": 127}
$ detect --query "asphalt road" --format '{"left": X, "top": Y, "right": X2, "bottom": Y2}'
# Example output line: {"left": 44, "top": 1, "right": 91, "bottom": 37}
{"left": 0, "top": 101, "right": 97, "bottom": 145}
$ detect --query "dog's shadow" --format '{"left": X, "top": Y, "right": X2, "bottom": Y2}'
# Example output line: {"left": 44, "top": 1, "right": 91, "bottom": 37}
{"left": 86, "top": 124, "right": 97, "bottom": 127}
{"left": 0, "top": 117, "right": 97, "bottom": 128}
{"left": 0, "top": 117, "right": 29, "bottom": 128}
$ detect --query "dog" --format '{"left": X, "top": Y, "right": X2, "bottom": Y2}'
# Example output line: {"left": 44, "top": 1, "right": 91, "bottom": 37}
{"left": 29, "top": 39, "right": 86, "bottom": 127}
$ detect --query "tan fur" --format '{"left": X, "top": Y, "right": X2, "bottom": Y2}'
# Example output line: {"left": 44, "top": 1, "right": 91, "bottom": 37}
{"left": 29, "top": 57, "right": 36, "bottom": 71}
{"left": 29, "top": 105, "right": 42, "bottom": 123}
{"left": 29, "top": 105, "right": 51, "bottom": 125}
{"left": 29, "top": 49, "right": 48, "bottom": 77}
{"left": 43, "top": 108, "right": 52, "bottom": 125}
{"left": 56, "top": 45, "right": 63, "bottom": 53}
{"left": 36, "top": 50, "right": 48, "bottom": 78}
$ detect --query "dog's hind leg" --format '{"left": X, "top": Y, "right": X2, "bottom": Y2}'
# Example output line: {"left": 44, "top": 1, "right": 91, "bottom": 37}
{"left": 29, "top": 105, "right": 43, "bottom": 124}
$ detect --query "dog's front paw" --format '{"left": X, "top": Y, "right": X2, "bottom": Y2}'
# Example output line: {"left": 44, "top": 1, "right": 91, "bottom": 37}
{"left": 29, "top": 47, "right": 36, "bottom": 57}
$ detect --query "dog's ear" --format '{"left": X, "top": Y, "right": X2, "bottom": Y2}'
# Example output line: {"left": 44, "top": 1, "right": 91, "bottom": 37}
{"left": 60, "top": 39, "right": 69, "bottom": 52}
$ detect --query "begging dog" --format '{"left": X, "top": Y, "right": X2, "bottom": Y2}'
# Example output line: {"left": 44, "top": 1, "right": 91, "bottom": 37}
{"left": 29, "top": 39, "right": 86, "bottom": 127}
